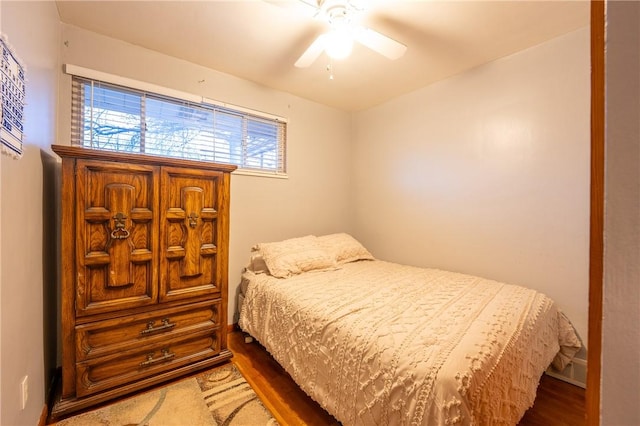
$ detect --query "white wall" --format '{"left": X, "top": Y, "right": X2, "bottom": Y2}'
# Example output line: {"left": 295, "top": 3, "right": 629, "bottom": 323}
{"left": 57, "top": 24, "right": 353, "bottom": 324}
{"left": 352, "top": 28, "right": 590, "bottom": 348}
{"left": 601, "top": 1, "right": 640, "bottom": 423}
{"left": 0, "top": 1, "right": 60, "bottom": 425}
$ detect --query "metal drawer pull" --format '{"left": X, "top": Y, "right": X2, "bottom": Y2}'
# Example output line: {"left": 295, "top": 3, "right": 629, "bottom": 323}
{"left": 187, "top": 212, "right": 199, "bottom": 228}
{"left": 140, "top": 349, "right": 175, "bottom": 367}
{"left": 110, "top": 212, "right": 130, "bottom": 240}
{"left": 140, "top": 318, "right": 176, "bottom": 335}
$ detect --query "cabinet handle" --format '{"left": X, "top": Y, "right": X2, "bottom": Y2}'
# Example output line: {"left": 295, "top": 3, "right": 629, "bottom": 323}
{"left": 187, "top": 212, "right": 199, "bottom": 228}
{"left": 110, "top": 212, "right": 130, "bottom": 240}
{"left": 140, "top": 318, "right": 176, "bottom": 335}
{"left": 140, "top": 349, "right": 175, "bottom": 367}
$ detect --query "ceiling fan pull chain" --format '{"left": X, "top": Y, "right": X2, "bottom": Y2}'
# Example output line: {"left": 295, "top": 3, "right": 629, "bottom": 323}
{"left": 327, "top": 61, "right": 335, "bottom": 80}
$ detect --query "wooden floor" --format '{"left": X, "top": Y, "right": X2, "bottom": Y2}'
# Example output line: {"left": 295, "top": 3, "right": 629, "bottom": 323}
{"left": 228, "top": 330, "right": 586, "bottom": 425}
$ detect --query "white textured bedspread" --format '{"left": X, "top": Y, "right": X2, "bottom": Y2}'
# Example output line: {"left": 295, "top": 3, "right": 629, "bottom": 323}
{"left": 239, "top": 260, "right": 577, "bottom": 425}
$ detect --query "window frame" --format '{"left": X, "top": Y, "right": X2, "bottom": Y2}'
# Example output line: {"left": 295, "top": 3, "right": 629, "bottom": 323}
{"left": 66, "top": 64, "right": 288, "bottom": 178}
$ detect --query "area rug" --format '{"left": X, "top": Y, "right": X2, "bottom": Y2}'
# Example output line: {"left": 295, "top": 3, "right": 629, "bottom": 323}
{"left": 54, "top": 363, "right": 278, "bottom": 426}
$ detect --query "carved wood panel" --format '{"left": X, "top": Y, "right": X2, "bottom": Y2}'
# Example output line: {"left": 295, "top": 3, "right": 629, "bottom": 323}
{"left": 76, "top": 160, "right": 159, "bottom": 316}
{"left": 159, "top": 167, "right": 223, "bottom": 302}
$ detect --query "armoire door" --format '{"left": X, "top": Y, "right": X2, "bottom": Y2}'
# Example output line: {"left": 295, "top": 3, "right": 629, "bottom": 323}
{"left": 159, "top": 166, "right": 227, "bottom": 302}
{"left": 75, "top": 160, "right": 160, "bottom": 316}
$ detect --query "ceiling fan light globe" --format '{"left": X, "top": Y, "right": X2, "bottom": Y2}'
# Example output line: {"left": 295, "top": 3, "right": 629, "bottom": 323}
{"left": 325, "top": 29, "right": 354, "bottom": 59}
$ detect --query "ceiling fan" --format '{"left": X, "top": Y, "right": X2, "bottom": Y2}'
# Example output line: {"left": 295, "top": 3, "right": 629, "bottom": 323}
{"left": 292, "top": 0, "right": 407, "bottom": 68}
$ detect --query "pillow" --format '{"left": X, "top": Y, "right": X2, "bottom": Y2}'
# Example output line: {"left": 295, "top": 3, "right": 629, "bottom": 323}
{"left": 317, "top": 233, "right": 375, "bottom": 264}
{"left": 253, "top": 235, "right": 336, "bottom": 278}
{"left": 244, "top": 252, "right": 270, "bottom": 274}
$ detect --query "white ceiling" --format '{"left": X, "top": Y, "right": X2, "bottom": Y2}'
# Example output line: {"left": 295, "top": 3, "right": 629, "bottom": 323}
{"left": 55, "top": 0, "right": 590, "bottom": 112}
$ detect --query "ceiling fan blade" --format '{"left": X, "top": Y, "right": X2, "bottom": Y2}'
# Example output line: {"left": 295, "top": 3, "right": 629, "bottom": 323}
{"left": 296, "top": 0, "right": 320, "bottom": 10}
{"left": 295, "top": 34, "right": 327, "bottom": 67}
{"left": 354, "top": 27, "right": 406, "bottom": 60}
{"left": 263, "top": 0, "right": 319, "bottom": 19}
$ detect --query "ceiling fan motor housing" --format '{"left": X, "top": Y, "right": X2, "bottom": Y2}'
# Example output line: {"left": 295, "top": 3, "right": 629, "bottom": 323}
{"left": 318, "top": 0, "right": 357, "bottom": 26}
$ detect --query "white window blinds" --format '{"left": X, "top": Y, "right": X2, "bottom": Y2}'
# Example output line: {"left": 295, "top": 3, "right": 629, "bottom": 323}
{"left": 70, "top": 76, "right": 287, "bottom": 175}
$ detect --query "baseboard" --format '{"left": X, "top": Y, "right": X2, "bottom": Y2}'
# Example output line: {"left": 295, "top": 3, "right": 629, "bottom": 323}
{"left": 43, "top": 367, "right": 62, "bottom": 425}
{"left": 546, "top": 358, "right": 587, "bottom": 389}
{"left": 38, "top": 404, "right": 48, "bottom": 426}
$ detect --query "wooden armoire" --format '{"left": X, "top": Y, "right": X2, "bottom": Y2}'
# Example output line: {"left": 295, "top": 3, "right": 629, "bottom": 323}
{"left": 51, "top": 145, "right": 236, "bottom": 417}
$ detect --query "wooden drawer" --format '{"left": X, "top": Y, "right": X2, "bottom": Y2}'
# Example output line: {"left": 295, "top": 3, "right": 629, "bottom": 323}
{"left": 76, "top": 328, "right": 221, "bottom": 397}
{"left": 76, "top": 300, "right": 221, "bottom": 361}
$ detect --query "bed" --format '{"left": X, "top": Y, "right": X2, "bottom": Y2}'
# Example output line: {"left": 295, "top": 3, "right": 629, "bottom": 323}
{"left": 238, "top": 233, "right": 581, "bottom": 425}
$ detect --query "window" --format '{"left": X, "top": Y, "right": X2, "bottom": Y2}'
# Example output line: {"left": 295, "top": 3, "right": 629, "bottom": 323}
{"left": 71, "top": 77, "right": 287, "bottom": 175}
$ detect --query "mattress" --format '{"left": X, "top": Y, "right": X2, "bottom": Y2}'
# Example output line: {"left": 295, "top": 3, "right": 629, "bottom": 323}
{"left": 238, "top": 259, "right": 579, "bottom": 425}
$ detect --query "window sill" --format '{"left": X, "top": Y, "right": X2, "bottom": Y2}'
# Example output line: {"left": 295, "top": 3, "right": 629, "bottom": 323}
{"left": 233, "top": 169, "right": 288, "bottom": 179}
